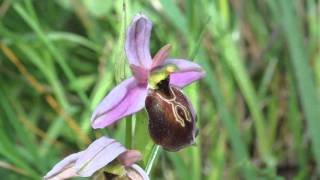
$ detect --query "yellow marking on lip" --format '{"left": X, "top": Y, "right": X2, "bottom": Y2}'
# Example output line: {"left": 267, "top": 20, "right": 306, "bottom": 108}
{"left": 165, "top": 64, "right": 177, "bottom": 73}
{"left": 148, "top": 64, "right": 178, "bottom": 89}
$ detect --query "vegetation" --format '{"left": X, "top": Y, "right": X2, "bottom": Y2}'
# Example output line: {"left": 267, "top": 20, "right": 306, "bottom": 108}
{"left": 0, "top": 0, "right": 319, "bottom": 179}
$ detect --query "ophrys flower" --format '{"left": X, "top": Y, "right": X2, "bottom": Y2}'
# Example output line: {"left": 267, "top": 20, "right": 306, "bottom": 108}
{"left": 91, "top": 14, "right": 205, "bottom": 151}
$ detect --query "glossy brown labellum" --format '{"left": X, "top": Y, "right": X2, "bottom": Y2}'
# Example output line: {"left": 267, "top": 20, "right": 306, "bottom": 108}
{"left": 145, "top": 76, "right": 198, "bottom": 151}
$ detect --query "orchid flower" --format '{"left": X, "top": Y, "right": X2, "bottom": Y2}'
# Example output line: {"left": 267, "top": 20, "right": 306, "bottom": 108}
{"left": 91, "top": 13, "right": 205, "bottom": 129}
{"left": 44, "top": 136, "right": 148, "bottom": 180}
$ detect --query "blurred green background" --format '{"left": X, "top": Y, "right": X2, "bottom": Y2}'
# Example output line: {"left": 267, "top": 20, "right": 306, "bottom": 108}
{"left": 1, "top": 0, "right": 320, "bottom": 179}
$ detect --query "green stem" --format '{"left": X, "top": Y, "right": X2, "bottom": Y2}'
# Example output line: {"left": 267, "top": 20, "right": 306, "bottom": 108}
{"left": 125, "top": 116, "right": 133, "bottom": 148}
{"left": 145, "top": 145, "right": 161, "bottom": 176}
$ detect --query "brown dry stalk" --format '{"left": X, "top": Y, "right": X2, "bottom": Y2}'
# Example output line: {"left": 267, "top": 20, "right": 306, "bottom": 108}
{"left": 1, "top": 43, "right": 91, "bottom": 144}
{"left": 45, "top": 95, "right": 91, "bottom": 144}
{"left": 0, "top": 160, "right": 29, "bottom": 177}
{"left": 1, "top": 44, "right": 45, "bottom": 93}
{"left": 0, "top": 0, "right": 11, "bottom": 17}
{"left": 18, "top": 115, "right": 63, "bottom": 148}
{"left": 70, "top": 0, "right": 92, "bottom": 34}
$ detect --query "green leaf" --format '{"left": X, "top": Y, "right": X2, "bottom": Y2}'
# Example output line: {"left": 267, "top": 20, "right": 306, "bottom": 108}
{"left": 82, "top": 0, "right": 113, "bottom": 17}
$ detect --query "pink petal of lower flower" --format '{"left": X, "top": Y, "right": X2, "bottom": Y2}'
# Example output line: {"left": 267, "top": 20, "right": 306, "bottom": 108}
{"left": 125, "top": 14, "right": 152, "bottom": 69}
{"left": 44, "top": 152, "right": 83, "bottom": 179}
{"left": 91, "top": 77, "right": 148, "bottom": 129}
{"left": 45, "top": 167, "right": 77, "bottom": 180}
{"left": 128, "top": 164, "right": 150, "bottom": 180}
{"left": 44, "top": 137, "right": 128, "bottom": 179}
{"left": 165, "top": 59, "right": 205, "bottom": 88}
{"left": 75, "top": 136, "right": 127, "bottom": 177}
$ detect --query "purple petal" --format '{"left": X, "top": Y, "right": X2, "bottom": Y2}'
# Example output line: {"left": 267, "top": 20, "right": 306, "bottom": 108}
{"left": 165, "top": 59, "right": 205, "bottom": 88}
{"left": 74, "top": 136, "right": 127, "bottom": 177}
{"left": 125, "top": 14, "right": 152, "bottom": 69}
{"left": 44, "top": 152, "right": 83, "bottom": 179}
{"left": 151, "top": 44, "right": 172, "bottom": 69}
{"left": 91, "top": 77, "right": 148, "bottom": 129}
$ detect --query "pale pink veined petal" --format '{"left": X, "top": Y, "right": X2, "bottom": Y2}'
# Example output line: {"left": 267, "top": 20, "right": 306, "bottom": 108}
{"left": 74, "top": 136, "right": 127, "bottom": 177}
{"left": 128, "top": 164, "right": 150, "bottom": 180}
{"left": 151, "top": 44, "right": 172, "bottom": 69}
{"left": 165, "top": 59, "right": 205, "bottom": 88}
{"left": 125, "top": 14, "right": 152, "bottom": 69}
{"left": 44, "top": 137, "right": 127, "bottom": 179}
{"left": 44, "top": 152, "right": 83, "bottom": 179}
{"left": 91, "top": 77, "right": 148, "bottom": 129}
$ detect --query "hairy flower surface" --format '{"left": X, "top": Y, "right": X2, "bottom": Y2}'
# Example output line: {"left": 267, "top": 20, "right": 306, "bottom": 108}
{"left": 44, "top": 136, "right": 148, "bottom": 180}
{"left": 91, "top": 14, "right": 205, "bottom": 129}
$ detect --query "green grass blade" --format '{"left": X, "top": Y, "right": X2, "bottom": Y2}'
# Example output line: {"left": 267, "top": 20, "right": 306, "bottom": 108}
{"left": 13, "top": 2, "right": 90, "bottom": 107}
{"left": 145, "top": 145, "right": 161, "bottom": 176}
{"left": 201, "top": 59, "right": 256, "bottom": 179}
{"left": 279, "top": 0, "right": 320, "bottom": 172}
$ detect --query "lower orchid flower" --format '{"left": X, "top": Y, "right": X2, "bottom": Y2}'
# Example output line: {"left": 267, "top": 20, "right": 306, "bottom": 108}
{"left": 44, "top": 136, "right": 148, "bottom": 180}
{"left": 91, "top": 14, "right": 205, "bottom": 151}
